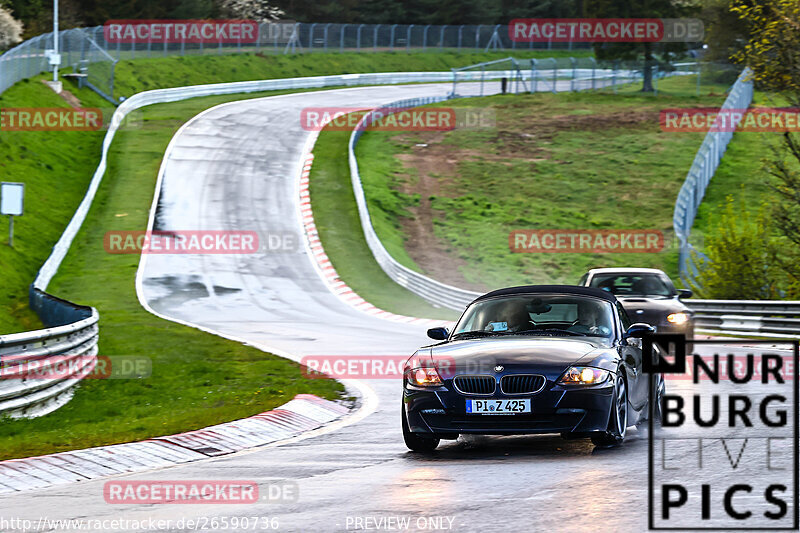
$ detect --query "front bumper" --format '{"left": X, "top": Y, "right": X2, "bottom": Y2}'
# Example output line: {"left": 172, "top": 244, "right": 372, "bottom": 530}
{"left": 404, "top": 378, "right": 615, "bottom": 436}
{"left": 655, "top": 321, "right": 694, "bottom": 337}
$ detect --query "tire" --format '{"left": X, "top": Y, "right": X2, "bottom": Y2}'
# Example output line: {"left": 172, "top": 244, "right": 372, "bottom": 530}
{"left": 652, "top": 376, "right": 665, "bottom": 427}
{"left": 637, "top": 375, "right": 665, "bottom": 433}
{"left": 402, "top": 404, "right": 439, "bottom": 452}
{"left": 591, "top": 371, "right": 628, "bottom": 447}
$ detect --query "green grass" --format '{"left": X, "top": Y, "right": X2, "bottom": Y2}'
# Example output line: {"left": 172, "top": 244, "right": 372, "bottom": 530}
{"left": 693, "top": 91, "right": 787, "bottom": 244}
{"left": 111, "top": 50, "right": 592, "bottom": 98}
{"left": 0, "top": 89, "right": 347, "bottom": 461}
{"left": 355, "top": 75, "right": 733, "bottom": 290}
{"left": 1, "top": 50, "right": 583, "bottom": 334}
{"left": 0, "top": 76, "right": 110, "bottom": 333}
{"left": 309, "top": 124, "right": 459, "bottom": 320}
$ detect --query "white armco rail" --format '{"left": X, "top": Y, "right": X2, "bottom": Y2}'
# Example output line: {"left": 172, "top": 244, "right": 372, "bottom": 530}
{"left": 346, "top": 95, "right": 800, "bottom": 339}
{"left": 1, "top": 70, "right": 795, "bottom": 419}
{"left": 1, "top": 71, "right": 525, "bottom": 419}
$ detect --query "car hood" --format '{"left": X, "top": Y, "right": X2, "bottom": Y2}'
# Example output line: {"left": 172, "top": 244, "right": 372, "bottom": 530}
{"left": 428, "top": 336, "right": 614, "bottom": 378}
{"left": 617, "top": 296, "right": 690, "bottom": 323}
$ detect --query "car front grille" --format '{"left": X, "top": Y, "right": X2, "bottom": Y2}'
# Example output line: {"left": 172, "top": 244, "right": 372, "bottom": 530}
{"left": 453, "top": 375, "right": 495, "bottom": 395}
{"left": 500, "top": 374, "right": 546, "bottom": 395}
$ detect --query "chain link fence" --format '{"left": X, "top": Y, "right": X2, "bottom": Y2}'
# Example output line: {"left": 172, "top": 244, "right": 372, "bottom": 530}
{"left": 0, "top": 23, "right": 598, "bottom": 101}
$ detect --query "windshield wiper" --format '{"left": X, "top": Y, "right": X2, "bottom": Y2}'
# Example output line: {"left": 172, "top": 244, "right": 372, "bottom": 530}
{"left": 511, "top": 329, "right": 585, "bottom": 337}
{"left": 451, "top": 330, "right": 508, "bottom": 339}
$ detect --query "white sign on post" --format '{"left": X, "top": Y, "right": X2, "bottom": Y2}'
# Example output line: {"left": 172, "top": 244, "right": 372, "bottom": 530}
{"left": 1, "top": 182, "right": 24, "bottom": 247}
{"left": 1, "top": 182, "right": 24, "bottom": 216}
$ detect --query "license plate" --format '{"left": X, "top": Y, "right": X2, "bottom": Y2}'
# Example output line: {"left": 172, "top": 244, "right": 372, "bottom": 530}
{"left": 465, "top": 399, "right": 531, "bottom": 414}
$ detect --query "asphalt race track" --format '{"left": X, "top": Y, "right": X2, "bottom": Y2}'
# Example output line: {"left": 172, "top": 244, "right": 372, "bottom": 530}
{"left": 1, "top": 82, "right": 796, "bottom": 532}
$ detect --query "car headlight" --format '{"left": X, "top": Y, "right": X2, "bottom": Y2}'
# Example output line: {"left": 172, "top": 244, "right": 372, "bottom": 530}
{"left": 667, "top": 312, "right": 689, "bottom": 325}
{"left": 404, "top": 356, "right": 444, "bottom": 387}
{"left": 558, "top": 366, "right": 610, "bottom": 385}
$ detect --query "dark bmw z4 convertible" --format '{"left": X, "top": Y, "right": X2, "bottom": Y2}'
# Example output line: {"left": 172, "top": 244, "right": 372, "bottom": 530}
{"left": 401, "top": 285, "right": 664, "bottom": 452}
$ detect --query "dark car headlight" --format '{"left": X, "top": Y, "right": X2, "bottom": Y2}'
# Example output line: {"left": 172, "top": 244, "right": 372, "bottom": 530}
{"left": 558, "top": 366, "right": 610, "bottom": 386}
{"left": 666, "top": 312, "right": 690, "bottom": 325}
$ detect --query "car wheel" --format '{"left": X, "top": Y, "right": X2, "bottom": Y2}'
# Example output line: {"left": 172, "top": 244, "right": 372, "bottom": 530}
{"left": 637, "top": 375, "right": 665, "bottom": 432}
{"left": 652, "top": 376, "right": 665, "bottom": 426}
{"left": 591, "top": 371, "right": 628, "bottom": 447}
{"left": 402, "top": 404, "right": 439, "bottom": 452}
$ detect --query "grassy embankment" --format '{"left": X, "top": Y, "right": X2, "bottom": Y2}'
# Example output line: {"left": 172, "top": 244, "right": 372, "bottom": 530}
{"left": 348, "top": 73, "right": 767, "bottom": 291}
{"left": 0, "top": 50, "right": 547, "bottom": 457}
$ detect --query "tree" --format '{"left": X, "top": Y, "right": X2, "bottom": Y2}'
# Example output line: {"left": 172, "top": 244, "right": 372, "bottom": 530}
{"left": 0, "top": 4, "right": 22, "bottom": 49}
{"left": 218, "top": 0, "right": 283, "bottom": 22}
{"left": 699, "top": 0, "right": 748, "bottom": 62}
{"left": 732, "top": 0, "right": 800, "bottom": 297}
{"left": 586, "top": 0, "right": 701, "bottom": 92}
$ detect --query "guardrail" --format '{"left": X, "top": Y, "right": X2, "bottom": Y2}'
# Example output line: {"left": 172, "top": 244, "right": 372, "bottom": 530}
{"left": 673, "top": 68, "right": 754, "bottom": 289}
{"left": 0, "top": 288, "right": 98, "bottom": 418}
{"left": 345, "top": 74, "right": 800, "bottom": 340}
{"left": 688, "top": 299, "right": 800, "bottom": 339}
{"left": 21, "top": 71, "right": 504, "bottom": 418}
{"left": 0, "top": 22, "right": 596, "bottom": 98}
{"left": 348, "top": 95, "right": 484, "bottom": 311}
{"left": 33, "top": 70, "right": 544, "bottom": 291}
{"left": 4, "top": 68, "right": 787, "bottom": 423}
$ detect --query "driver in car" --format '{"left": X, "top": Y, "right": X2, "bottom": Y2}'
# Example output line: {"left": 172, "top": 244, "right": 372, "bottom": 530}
{"left": 567, "top": 302, "right": 609, "bottom": 336}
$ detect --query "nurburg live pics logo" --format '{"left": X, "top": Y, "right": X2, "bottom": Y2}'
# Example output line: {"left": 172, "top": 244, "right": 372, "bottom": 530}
{"left": 643, "top": 335, "right": 799, "bottom": 530}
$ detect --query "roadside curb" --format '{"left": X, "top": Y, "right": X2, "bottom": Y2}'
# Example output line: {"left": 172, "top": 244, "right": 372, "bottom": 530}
{"left": 0, "top": 394, "right": 349, "bottom": 494}
{"left": 297, "top": 128, "right": 450, "bottom": 328}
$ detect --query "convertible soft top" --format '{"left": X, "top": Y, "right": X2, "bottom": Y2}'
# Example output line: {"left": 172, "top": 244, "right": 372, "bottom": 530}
{"left": 472, "top": 285, "right": 618, "bottom": 304}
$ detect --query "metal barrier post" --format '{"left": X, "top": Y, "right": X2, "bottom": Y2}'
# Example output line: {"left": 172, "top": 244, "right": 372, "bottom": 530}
{"left": 390, "top": 24, "right": 397, "bottom": 50}
{"left": 571, "top": 57, "right": 576, "bottom": 91}
{"left": 373, "top": 24, "right": 380, "bottom": 52}
{"left": 407, "top": 25, "right": 414, "bottom": 52}
{"left": 696, "top": 62, "right": 701, "bottom": 96}
{"left": 423, "top": 25, "right": 430, "bottom": 50}
{"left": 357, "top": 24, "right": 364, "bottom": 51}
{"left": 340, "top": 24, "right": 347, "bottom": 52}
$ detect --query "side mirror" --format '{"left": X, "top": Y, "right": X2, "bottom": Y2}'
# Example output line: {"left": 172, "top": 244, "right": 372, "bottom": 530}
{"left": 677, "top": 289, "right": 693, "bottom": 299}
{"left": 624, "top": 323, "right": 656, "bottom": 339}
{"left": 427, "top": 327, "right": 449, "bottom": 341}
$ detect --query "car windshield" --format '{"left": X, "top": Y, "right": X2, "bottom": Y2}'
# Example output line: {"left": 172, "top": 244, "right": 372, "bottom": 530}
{"left": 453, "top": 294, "right": 615, "bottom": 338}
{"left": 589, "top": 273, "right": 673, "bottom": 297}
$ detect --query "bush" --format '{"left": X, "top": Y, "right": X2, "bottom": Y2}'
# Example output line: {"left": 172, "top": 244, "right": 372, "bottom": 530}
{"left": 692, "top": 196, "right": 783, "bottom": 299}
